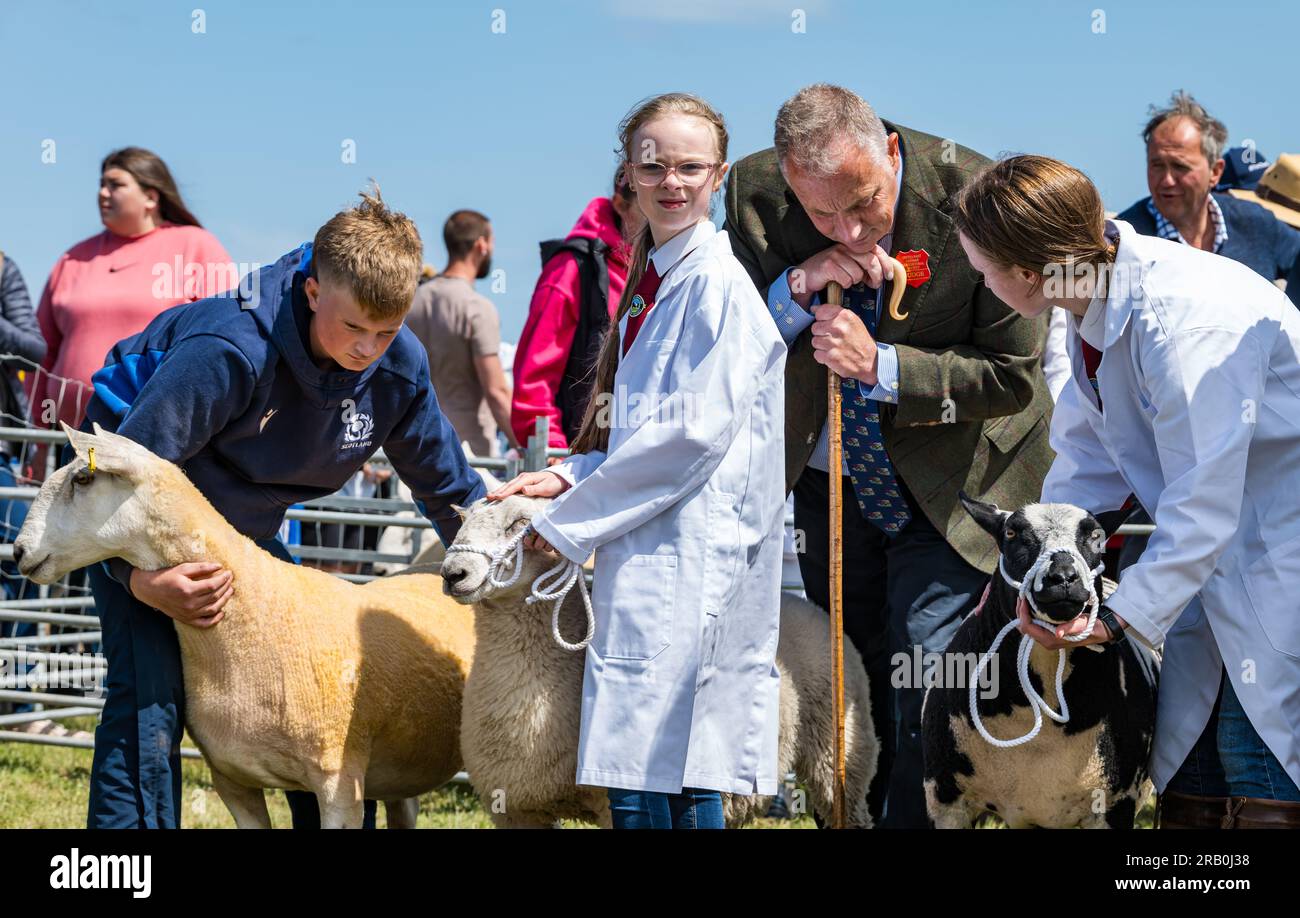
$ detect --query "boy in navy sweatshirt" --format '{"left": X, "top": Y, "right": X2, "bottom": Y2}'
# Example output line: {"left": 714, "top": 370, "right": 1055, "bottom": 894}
{"left": 80, "top": 191, "right": 486, "bottom": 829}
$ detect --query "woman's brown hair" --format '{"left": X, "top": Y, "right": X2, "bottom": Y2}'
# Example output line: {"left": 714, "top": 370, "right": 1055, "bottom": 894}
{"left": 101, "top": 147, "right": 203, "bottom": 228}
{"left": 568, "top": 93, "right": 728, "bottom": 455}
{"left": 953, "top": 154, "right": 1115, "bottom": 277}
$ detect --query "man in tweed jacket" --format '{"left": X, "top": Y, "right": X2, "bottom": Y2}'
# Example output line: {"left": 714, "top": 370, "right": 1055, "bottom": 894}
{"left": 724, "top": 85, "right": 1053, "bottom": 827}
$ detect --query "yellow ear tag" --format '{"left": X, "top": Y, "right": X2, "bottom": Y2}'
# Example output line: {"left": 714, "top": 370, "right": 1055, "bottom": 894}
{"left": 87, "top": 447, "right": 96, "bottom": 476}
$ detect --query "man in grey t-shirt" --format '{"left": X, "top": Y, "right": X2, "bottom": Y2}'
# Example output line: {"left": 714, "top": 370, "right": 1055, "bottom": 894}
{"left": 406, "top": 210, "right": 516, "bottom": 457}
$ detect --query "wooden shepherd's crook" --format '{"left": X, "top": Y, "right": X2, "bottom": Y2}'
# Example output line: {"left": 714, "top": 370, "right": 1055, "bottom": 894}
{"left": 827, "top": 256, "right": 908, "bottom": 828}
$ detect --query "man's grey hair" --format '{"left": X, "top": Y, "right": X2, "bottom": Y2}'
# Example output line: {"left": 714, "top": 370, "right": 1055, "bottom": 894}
{"left": 1142, "top": 90, "right": 1228, "bottom": 166}
{"left": 774, "top": 84, "right": 890, "bottom": 178}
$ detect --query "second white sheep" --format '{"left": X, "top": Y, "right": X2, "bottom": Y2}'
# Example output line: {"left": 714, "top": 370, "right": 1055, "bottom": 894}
{"left": 441, "top": 493, "right": 878, "bottom": 828}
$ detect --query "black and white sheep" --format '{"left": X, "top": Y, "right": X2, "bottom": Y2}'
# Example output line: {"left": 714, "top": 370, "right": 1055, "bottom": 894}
{"left": 921, "top": 494, "right": 1158, "bottom": 828}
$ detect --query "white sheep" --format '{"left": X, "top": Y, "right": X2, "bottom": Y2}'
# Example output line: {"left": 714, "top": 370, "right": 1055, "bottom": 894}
{"left": 14, "top": 424, "right": 475, "bottom": 829}
{"left": 440, "top": 494, "right": 879, "bottom": 828}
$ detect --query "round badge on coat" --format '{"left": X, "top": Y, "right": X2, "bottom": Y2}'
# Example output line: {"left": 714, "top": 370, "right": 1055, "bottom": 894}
{"left": 628, "top": 294, "right": 647, "bottom": 317}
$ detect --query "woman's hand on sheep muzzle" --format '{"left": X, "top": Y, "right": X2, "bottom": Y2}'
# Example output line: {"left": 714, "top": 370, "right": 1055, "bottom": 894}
{"left": 129, "top": 563, "right": 234, "bottom": 628}
{"left": 1014, "top": 595, "right": 1118, "bottom": 650}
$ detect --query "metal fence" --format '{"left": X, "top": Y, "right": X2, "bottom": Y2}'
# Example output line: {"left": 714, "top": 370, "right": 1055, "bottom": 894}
{"left": 0, "top": 356, "right": 96, "bottom": 749}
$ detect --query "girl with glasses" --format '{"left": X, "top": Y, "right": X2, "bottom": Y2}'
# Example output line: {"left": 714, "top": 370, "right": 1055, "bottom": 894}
{"left": 489, "top": 93, "right": 788, "bottom": 829}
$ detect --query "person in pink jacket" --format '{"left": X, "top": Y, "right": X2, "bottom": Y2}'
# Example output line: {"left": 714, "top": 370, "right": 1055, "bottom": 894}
{"left": 32, "top": 147, "right": 232, "bottom": 431}
{"left": 511, "top": 169, "right": 645, "bottom": 451}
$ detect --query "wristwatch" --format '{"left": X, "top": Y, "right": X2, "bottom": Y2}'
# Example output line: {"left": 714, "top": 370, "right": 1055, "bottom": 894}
{"left": 1097, "top": 605, "right": 1126, "bottom": 643}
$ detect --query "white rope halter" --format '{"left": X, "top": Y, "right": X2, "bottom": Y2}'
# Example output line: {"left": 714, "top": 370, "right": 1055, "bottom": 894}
{"left": 969, "top": 545, "right": 1105, "bottom": 749}
{"left": 443, "top": 524, "right": 595, "bottom": 652}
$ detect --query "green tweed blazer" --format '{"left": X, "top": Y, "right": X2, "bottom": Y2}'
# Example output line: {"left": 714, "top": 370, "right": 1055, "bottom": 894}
{"left": 723, "top": 121, "right": 1055, "bottom": 574}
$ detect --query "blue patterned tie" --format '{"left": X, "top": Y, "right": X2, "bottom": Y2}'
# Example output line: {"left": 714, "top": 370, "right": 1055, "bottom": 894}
{"left": 840, "top": 284, "right": 912, "bottom": 535}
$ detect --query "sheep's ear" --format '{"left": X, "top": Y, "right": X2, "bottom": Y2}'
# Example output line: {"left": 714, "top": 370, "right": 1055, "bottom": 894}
{"left": 60, "top": 422, "right": 138, "bottom": 478}
{"left": 959, "top": 490, "right": 1010, "bottom": 541}
{"left": 61, "top": 422, "right": 97, "bottom": 462}
{"left": 451, "top": 503, "right": 468, "bottom": 520}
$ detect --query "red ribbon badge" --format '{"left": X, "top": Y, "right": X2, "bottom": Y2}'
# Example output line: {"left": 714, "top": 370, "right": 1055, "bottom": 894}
{"left": 895, "top": 249, "right": 931, "bottom": 288}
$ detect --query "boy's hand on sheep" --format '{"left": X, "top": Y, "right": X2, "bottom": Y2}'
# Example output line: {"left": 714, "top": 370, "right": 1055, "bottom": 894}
{"left": 129, "top": 563, "right": 235, "bottom": 628}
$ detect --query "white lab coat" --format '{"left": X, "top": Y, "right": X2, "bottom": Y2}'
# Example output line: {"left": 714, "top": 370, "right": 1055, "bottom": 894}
{"left": 1043, "top": 220, "right": 1300, "bottom": 792}
{"left": 531, "top": 220, "right": 788, "bottom": 795}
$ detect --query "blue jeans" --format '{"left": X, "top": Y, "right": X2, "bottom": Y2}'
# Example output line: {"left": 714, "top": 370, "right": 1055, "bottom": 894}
{"left": 1167, "top": 669, "right": 1300, "bottom": 801}
{"left": 606, "top": 787, "right": 726, "bottom": 829}
{"left": 87, "top": 536, "right": 378, "bottom": 828}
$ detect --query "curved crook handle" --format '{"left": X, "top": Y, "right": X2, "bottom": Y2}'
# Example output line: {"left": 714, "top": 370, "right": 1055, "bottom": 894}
{"left": 886, "top": 256, "right": 909, "bottom": 321}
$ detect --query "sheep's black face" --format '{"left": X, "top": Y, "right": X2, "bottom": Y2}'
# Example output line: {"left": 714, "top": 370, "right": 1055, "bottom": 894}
{"left": 960, "top": 493, "right": 1120, "bottom": 625}
{"left": 1005, "top": 506, "right": 1106, "bottom": 623}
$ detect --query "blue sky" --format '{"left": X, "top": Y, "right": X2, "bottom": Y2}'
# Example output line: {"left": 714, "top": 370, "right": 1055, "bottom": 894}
{"left": 2, "top": 0, "right": 1296, "bottom": 340}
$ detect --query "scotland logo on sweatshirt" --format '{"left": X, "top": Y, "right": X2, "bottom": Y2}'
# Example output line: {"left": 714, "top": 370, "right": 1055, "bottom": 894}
{"left": 340, "top": 398, "right": 374, "bottom": 449}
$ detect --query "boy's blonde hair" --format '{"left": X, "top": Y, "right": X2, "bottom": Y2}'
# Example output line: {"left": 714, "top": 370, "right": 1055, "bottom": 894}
{"left": 312, "top": 185, "right": 423, "bottom": 321}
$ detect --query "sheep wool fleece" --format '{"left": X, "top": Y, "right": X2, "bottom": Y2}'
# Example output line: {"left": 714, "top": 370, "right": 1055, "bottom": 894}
{"left": 531, "top": 221, "right": 788, "bottom": 796}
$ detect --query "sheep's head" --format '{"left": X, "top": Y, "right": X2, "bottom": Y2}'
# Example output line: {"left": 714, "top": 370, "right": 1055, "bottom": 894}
{"left": 959, "top": 491, "right": 1126, "bottom": 625}
{"left": 440, "top": 494, "right": 555, "bottom": 604}
{"left": 13, "top": 423, "right": 164, "bottom": 584}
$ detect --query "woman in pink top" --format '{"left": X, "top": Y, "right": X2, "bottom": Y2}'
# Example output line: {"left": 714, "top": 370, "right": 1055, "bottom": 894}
{"left": 33, "top": 147, "right": 232, "bottom": 429}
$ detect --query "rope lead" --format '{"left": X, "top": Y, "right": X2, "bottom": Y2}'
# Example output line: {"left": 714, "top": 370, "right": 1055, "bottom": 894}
{"left": 444, "top": 524, "right": 595, "bottom": 652}
{"left": 969, "top": 546, "right": 1105, "bottom": 748}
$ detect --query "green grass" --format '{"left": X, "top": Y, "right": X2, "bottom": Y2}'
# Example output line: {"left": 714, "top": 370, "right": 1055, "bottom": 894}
{"left": 0, "top": 717, "right": 812, "bottom": 828}
{"left": 10, "top": 718, "right": 1154, "bottom": 828}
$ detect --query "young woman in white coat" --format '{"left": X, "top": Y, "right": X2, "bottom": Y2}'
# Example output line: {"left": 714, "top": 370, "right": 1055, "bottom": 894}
{"left": 953, "top": 154, "right": 1300, "bottom": 828}
{"left": 488, "top": 94, "right": 788, "bottom": 829}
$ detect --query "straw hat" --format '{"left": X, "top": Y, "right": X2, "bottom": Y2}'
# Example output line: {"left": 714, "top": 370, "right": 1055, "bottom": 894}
{"left": 1229, "top": 153, "right": 1300, "bottom": 227}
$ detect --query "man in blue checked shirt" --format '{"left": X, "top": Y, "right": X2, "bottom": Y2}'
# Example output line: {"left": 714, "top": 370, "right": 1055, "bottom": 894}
{"left": 1117, "top": 92, "right": 1300, "bottom": 291}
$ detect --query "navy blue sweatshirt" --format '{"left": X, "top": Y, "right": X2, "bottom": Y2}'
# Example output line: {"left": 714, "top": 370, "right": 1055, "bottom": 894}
{"left": 85, "top": 244, "right": 486, "bottom": 552}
